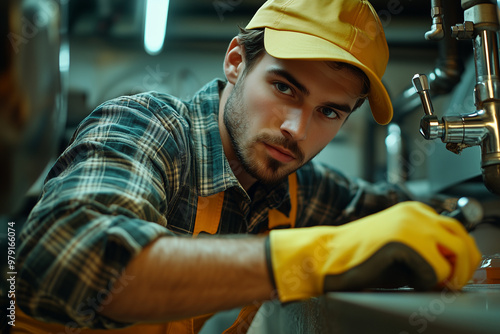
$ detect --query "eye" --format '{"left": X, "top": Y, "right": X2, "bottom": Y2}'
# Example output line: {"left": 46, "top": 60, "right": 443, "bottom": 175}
{"left": 274, "top": 82, "right": 293, "bottom": 96}
{"left": 318, "top": 106, "right": 340, "bottom": 120}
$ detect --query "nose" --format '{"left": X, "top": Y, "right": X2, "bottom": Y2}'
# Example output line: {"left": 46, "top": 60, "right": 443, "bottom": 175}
{"left": 280, "top": 107, "right": 311, "bottom": 141}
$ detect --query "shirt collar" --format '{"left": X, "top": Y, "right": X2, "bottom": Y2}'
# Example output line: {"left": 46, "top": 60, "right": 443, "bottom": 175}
{"left": 188, "top": 79, "right": 240, "bottom": 197}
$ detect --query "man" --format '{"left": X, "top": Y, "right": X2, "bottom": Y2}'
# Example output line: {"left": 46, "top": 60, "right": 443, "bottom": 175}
{"left": 15, "top": 0, "right": 480, "bottom": 333}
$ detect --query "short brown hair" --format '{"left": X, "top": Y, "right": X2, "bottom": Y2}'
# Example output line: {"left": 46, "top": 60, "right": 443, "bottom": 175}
{"left": 237, "top": 27, "right": 370, "bottom": 111}
{"left": 237, "top": 27, "right": 266, "bottom": 74}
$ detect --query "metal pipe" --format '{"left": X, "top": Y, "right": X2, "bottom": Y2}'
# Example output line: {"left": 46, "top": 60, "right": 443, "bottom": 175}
{"left": 385, "top": 0, "right": 463, "bottom": 185}
{"left": 391, "top": 0, "right": 464, "bottom": 123}
{"left": 425, "top": 0, "right": 445, "bottom": 40}
{"left": 413, "top": 1, "right": 500, "bottom": 195}
{"left": 0, "top": 0, "right": 68, "bottom": 215}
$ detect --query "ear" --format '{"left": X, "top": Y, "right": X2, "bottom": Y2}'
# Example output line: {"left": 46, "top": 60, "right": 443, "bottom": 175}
{"left": 223, "top": 37, "right": 245, "bottom": 85}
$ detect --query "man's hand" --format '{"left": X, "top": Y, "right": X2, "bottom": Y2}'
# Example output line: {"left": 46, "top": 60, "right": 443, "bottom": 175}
{"left": 268, "top": 201, "right": 481, "bottom": 302}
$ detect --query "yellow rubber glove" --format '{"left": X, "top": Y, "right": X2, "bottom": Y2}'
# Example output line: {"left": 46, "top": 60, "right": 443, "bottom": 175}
{"left": 268, "top": 201, "right": 481, "bottom": 302}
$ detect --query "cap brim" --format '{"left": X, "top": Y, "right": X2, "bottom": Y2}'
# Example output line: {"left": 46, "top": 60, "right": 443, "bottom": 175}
{"left": 263, "top": 28, "right": 393, "bottom": 125}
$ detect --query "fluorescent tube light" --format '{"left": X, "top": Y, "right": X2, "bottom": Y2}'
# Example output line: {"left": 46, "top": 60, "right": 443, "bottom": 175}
{"left": 144, "top": 0, "right": 169, "bottom": 55}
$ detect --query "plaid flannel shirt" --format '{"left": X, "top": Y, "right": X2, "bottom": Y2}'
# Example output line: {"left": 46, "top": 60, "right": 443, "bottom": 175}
{"left": 17, "top": 79, "right": 408, "bottom": 329}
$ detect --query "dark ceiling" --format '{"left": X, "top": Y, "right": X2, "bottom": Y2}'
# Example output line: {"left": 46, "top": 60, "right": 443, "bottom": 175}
{"left": 67, "top": 0, "right": 436, "bottom": 47}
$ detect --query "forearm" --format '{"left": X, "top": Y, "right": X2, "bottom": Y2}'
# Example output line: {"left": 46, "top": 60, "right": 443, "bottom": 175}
{"left": 99, "top": 235, "right": 274, "bottom": 322}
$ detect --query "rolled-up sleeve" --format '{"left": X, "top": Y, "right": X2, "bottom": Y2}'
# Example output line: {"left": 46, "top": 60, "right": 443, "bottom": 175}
{"left": 16, "top": 95, "right": 187, "bottom": 329}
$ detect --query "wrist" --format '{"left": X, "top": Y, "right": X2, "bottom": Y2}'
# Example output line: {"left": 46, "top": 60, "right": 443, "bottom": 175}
{"left": 269, "top": 227, "right": 329, "bottom": 302}
{"left": 264, "top": 236, "right": 277, "bottom": 291}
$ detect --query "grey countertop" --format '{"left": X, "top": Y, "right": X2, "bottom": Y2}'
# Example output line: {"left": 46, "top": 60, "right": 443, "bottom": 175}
{"left": 247, "top": 284, "right": 500, "bottom": 334}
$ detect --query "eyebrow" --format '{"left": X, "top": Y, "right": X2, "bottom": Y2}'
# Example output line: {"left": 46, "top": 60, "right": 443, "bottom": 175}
{"left": 268, "top": 67, "right": 354, "bottom": 114}
{"left": 268, "top": 67, "right": 310, "bottom": 96}
{"left": 323, "top": 102, "right": 353, "bottom": 114}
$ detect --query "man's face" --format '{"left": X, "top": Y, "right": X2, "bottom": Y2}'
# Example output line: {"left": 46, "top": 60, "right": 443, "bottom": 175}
{"left": 222, "top": 51, "right": 364, "bottom": 186}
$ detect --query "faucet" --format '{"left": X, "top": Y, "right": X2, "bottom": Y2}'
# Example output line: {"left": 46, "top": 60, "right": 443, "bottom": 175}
{"left": 413, "top": 0, "right": 500, "bottom": 195}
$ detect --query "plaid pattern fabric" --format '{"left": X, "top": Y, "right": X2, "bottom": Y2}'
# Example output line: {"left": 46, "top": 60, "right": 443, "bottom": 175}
{"left": 16, "top": 79, "right": 408, "bottom": 329}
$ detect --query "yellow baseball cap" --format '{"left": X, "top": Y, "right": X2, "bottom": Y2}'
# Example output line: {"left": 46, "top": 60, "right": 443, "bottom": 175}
{"left": 246, "top": 0, "right": 393, "bottom": 125}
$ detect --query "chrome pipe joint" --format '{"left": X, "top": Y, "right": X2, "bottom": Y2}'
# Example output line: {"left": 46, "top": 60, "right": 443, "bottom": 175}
{"left": 413, "top": 0, "right": 500, "bottom": 195}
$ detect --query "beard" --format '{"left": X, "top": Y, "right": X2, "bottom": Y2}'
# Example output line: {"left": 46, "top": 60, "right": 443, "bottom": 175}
{"left": 223, "top": 77, "right": 305, "bottom": 185}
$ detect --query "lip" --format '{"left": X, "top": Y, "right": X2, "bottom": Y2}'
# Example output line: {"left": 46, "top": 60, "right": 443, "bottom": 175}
{"left": 263, "top": 143, "right": 296, "bottom": 163}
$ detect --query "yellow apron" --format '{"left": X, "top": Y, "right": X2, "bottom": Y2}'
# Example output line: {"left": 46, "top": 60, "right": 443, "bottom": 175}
{"left": 13, "top": 173, "right": 298, "bottom": 334}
